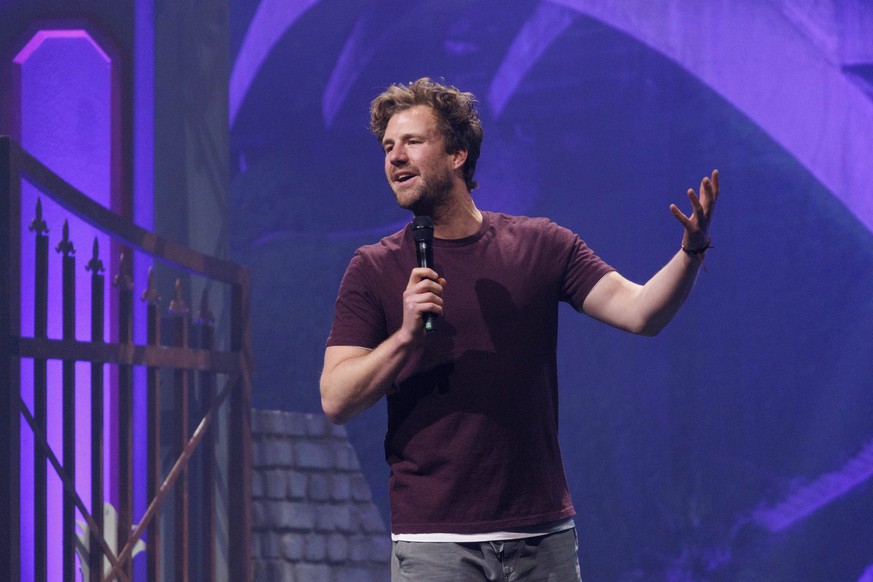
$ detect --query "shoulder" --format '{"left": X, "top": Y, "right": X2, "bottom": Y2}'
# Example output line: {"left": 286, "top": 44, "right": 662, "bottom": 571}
{"left": 485, "top": 212, "right": 577, "bottom": 244}
{"left": 340, "top": 225, "right": 414, "bottom": 295}
{"left": 334, "top": 227, "right": 405, "bottom": 300}
{"left": 352, "top": 224, "right": 411, "bottom": 263}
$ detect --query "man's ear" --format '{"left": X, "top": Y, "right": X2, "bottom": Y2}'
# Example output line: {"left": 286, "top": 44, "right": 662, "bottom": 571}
{"left": 451, "top": 149, "right": 468, "bottom": 171}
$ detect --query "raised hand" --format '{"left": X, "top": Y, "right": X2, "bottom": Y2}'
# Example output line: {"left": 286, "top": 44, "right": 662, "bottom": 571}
{"left": 670, "top": 169, "right": 719, "bottom": 252}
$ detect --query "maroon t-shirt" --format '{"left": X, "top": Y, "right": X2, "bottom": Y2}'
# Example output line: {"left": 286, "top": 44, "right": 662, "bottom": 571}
{"left": 327, "top": 212, "right": 613, "bottom": 534}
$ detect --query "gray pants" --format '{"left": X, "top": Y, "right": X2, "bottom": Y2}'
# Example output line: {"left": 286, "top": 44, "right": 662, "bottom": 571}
{"left": 390, "top": 528, "right": 582, "bottom": 581}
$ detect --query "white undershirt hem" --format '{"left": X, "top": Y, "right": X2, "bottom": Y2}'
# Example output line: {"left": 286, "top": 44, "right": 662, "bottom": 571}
{"left": 391, "top": 518, "right": 575, "bottom": 542}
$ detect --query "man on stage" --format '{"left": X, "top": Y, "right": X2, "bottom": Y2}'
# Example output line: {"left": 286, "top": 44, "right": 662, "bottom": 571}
{"left": 321, "top": 77, "right": 718, "bottom": 580}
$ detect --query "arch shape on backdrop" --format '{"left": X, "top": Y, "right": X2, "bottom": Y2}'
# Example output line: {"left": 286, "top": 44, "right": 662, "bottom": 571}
{"left": 230, "top": 0, "right": 873, "bottom": 236}
{"left": 227, "top": 3, "right": 873, "bottom": 576}
{"left": 230, "top": 0, "right": 320, "bottom": 127}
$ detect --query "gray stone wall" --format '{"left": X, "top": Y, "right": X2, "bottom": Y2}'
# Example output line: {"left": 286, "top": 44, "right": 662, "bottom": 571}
{"left": 251, "top": 409, "right": 391, "bottom": 581}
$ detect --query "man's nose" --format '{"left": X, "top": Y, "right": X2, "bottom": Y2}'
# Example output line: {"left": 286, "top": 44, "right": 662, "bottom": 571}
{"left": 388, "top": 144, "right": 407, "bottom": 165}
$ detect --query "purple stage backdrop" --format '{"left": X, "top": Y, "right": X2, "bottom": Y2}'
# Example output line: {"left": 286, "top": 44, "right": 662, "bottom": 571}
{"left": 227, "top": 1, "right": 873, "bottom": 580}
{"left": 7, "top": 0, "right": 873, "bottom": 580}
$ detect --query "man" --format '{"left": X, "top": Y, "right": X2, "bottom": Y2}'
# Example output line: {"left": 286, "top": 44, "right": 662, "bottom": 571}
{"left": 321, "top": 78, "right": 718, "bottom": 580}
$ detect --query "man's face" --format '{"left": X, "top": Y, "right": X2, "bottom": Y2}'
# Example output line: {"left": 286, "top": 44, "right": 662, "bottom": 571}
{"left": 381, "top": 105, "right": 460, "bottom": 215}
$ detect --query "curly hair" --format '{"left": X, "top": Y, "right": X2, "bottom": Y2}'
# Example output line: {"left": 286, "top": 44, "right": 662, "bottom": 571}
{"left": 370, "top": 78, "right": 483, "bottom": 191}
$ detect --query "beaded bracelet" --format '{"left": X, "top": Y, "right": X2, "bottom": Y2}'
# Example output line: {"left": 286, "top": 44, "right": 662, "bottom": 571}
{"left": 681, "top": 239, "right": 713, "bottom": 257}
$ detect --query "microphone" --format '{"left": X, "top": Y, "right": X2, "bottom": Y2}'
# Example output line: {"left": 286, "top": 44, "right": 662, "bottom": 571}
{"left": 411, "top": 215, "right": 436, "bottom": 333}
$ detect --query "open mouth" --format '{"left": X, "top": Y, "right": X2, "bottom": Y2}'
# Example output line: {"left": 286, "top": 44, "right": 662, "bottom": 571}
{"left": 395, "top": 173, "right": 416, "bottom": 183}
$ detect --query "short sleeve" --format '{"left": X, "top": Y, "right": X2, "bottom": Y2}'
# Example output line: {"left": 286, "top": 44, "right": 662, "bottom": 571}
{"left": 555, "top": 224, "right": 614, "bottom": 311}
{"left": 326, "top": 251, "right": 388, "bottom": 349}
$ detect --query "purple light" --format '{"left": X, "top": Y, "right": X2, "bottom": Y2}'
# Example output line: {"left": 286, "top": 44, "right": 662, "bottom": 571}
{"left": 487, "top": 2, "right": 577, "bottom": 118}
{"left": 15, "top": 29, "right": 114, "bottom": 580}
{"left": 229, "top": 0, "right": 321, "bottom": 127}
{"left": 322, "top": 15, "right": 379, "bottom": 129}
{"left": 548, "top": 0, "right": 873, "bottom": 235}
{"left": 13, "top": 29, "right": 111, "bottom": 64}
{"left": 231, "top": 1, "right": 873, "bottom": 241}
{"left": 753, "top": 437, "right": 873, "bottom": 532}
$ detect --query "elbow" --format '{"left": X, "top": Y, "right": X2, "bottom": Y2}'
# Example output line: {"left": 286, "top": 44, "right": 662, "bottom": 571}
{"left": 320, "top": 378, "right": 358, "bottom": 424}
{"left": 320, "top": 390, "right": 351, "bottom": 425}
{"left": 637, "top": 324, "right": 664, "bottom": 337}
{"left": 323, "top": 408, "right": 348, "bottom": 426}
{"left": 320, "top": 379, "right": 350, "bottom": 425}
{"left": 633, "top": 316, "right": 668, "bottom": 337}
{"left": 321, "top": 397, "right": 350, "bottom": 425}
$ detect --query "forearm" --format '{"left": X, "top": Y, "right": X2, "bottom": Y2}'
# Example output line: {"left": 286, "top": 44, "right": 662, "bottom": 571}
{"left": 631, "top": 167, "right": 718, "bottom": 335}
{"left": 320, "top": 329, "right": 418, "bottom": 424}
{"left": 633, "top": 249, "right": 703, "bottom": 335}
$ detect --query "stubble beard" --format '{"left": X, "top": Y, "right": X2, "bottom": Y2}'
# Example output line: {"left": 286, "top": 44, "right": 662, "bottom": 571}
{"left": 396, "top": 169, "right": 454, "bottom": 217}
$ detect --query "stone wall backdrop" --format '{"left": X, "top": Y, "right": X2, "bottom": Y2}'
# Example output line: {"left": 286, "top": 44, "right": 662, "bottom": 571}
{"left": 250, "top": 409, "right": 391, "bottom": 581}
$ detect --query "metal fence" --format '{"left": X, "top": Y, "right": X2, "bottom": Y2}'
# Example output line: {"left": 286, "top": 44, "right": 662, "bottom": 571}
{"left": 0, "top": 135, "right": 253, "bottom": 581}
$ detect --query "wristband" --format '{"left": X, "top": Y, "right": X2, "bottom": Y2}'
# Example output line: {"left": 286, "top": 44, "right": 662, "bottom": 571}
{"left": 681, "top": 239, "right": 712, "bottom": 257}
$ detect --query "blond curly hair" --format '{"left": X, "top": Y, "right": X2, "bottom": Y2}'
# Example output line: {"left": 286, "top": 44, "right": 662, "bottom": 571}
{"left": 370, "top": 78, "right": 483, "bottom": 191}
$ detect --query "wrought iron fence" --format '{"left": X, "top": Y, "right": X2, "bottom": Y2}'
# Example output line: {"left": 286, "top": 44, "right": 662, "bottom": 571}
{"left": 0, "top": 135, "right": 253, "bottom": 581}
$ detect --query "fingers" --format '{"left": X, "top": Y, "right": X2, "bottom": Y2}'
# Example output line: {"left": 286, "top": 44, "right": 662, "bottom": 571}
{"left": 698, "top": 170, "right": 719, "bottom": 212}
{"left": 688, "top": 186, "right": 703, "bottom": 209}
{"left": 671, "top": 170, "right": 719, "bottom": 244}
{"left": 404, "top": 268, "right": 446, "bottom": 319}
{"left": 669, "top": 203, "right": 691, "bottom": 228}
{"left": 683, "top": 170, "right": 719, "bottom": 220}
{"left": 407, "top": 268, "right": 445, "bottom": 295}
{"left": 688, "top": 186, "right": 707, "bottom": 226}
{"left": 407, "top": 267, "right": 440, "bottom": 286}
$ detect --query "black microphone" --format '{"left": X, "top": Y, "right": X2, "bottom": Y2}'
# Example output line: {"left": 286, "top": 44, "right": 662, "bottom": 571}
{"left": 412, "top": 215, "right": 436, "bottom": 333}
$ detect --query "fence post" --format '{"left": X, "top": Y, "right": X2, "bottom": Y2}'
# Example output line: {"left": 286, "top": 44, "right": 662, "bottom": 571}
{"left": 30, "top": 198, "right": 49, "bottom": 582}
{"left": 57, "top": 221, "right": 76, "bottom": 582}
{"left": 0, "top": 135, "right": 22, "bottom": 582}
{"left": 115, "top": 252, "right": 134, "bottom": 579}
{"left": 170, "top": 279, "right": 190, "bottom": 582}
{"left": 195, "top": 288, "right": 216, "bottom": 581}
{"left": 87, "top": 238, "right": 105, "bottom": 582}
{"left": 142, "top": 267, "right": 161, "bottom": 581}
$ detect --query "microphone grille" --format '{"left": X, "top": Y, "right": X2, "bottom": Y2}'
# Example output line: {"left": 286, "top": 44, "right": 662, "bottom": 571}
{"left": 412, "top": 216, "right": 433, "bottom": 242}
